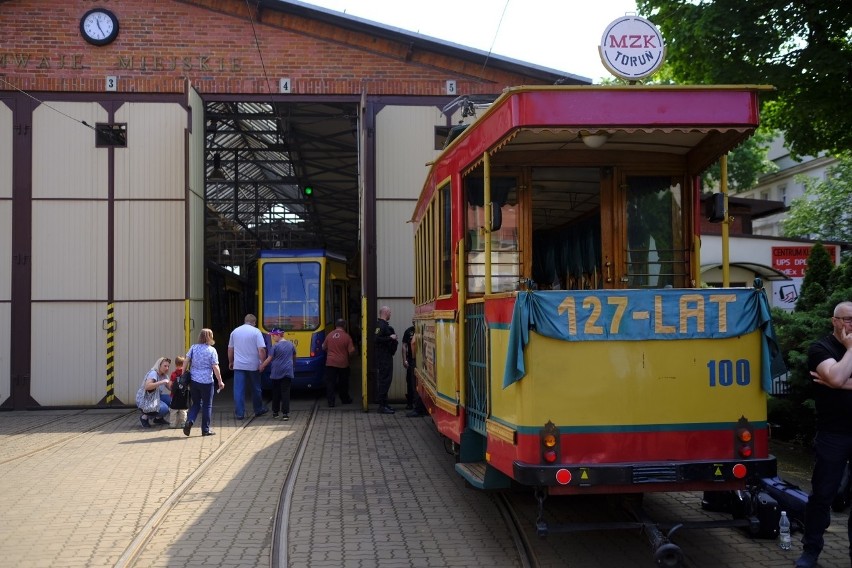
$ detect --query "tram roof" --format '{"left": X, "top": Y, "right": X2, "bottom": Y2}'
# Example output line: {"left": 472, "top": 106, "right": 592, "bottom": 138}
{"left": 259, "top": 248, "right": 347, "bottom": 261}
{"left": 416, "top": 85, "right": 774, "bottom": 217}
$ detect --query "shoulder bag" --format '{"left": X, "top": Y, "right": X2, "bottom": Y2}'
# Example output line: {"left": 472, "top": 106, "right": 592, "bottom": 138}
{"left": 135, "top": 374, "right": 161, "bottom": 414}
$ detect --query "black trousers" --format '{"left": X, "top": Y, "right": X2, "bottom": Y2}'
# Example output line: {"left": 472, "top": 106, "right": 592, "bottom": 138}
{"left": 376, "top": 358, "right": 393, "bottom": 406}
{"left": 324, "top": 366, "right": 351, "bottom": 405}
{"left": 269, "top": 377, "right": 292, "bottom": 415}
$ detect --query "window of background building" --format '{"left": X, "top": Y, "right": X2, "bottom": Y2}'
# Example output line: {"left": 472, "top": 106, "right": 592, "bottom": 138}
{"left": 778, "top": 185, "right": 787, "bottom": 205}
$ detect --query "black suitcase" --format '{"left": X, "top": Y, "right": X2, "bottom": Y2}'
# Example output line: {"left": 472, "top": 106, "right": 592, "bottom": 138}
{"left": 759, "top": 476, "right": 809, "bottom": 529}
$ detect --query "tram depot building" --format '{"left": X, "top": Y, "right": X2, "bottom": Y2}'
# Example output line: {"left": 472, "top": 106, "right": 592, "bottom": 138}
{"left": 0, "top": 0, "right": 589, "bottom": 409}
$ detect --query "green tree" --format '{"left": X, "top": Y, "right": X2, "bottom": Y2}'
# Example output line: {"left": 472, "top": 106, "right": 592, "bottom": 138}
{"left": 637, "top": 0, "right": 852, "bottom": 158}
{"left": 795, "top": 242, "right": 834, "bottom": 313}
{"left": 782, "top": 157, "right": 852, "bottom": 242}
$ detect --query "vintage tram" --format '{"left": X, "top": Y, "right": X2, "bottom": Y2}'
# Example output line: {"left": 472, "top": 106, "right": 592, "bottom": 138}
{"left": 410, "top": 85, "right": 783, "bottom": 564}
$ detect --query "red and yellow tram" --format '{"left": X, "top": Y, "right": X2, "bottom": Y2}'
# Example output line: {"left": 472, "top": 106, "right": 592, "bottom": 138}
{"left": 411, "top": 85, "right": 782, "bottom": 555}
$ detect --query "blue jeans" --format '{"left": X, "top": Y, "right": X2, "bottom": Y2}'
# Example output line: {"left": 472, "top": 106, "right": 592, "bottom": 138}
{"left": 802, "top": 430, "right": 852, "bottom": 557}
{"left": 187, "top": 380, "right": 215, "bottom": 434}
{"left": 233, "top": 369, "right": 263, "bottom": 418}
{"left": 146, "top": 399, "right": 169, "bottom": 419}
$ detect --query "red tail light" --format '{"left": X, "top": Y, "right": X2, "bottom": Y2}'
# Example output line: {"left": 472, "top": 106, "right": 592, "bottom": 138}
{"left": 735, "top": 416, "right": 755, "bottom": 459}
{"left": 540, "top": 421, "right": 560, "bottom": 464}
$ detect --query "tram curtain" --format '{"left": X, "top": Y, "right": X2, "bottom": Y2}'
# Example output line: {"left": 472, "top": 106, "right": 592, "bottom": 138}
{"left": 503, "top": 288, "right": 784, "bottom": 391}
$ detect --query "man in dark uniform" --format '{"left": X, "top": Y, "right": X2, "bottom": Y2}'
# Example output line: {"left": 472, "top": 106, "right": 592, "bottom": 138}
{"left": 374, "top": 305, "right": 398, "bottom": 414}
{"left": 797, "top": 301, "right": 852, "bottom": 568}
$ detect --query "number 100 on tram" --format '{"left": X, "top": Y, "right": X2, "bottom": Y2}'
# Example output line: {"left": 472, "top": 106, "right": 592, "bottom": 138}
{"left": 410, "top": 86, "right": 781, "bottom": 497}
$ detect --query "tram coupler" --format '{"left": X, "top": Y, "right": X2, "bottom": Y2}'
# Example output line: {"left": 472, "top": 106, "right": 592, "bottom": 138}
{"left": 623, "top": 497, "right": 684, "bottom": 568}
{"left": 534, "top": 487, "right": 549, "bottom": 537}
{"left": 644, "top": 523, "right": 684, "bottom": 568}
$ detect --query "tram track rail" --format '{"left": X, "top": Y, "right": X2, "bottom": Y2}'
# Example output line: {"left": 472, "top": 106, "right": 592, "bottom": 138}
{"left": 113, "top": 398, "right": 321, "bottom": 568}
{"left": 0, "top": 409, "right": 134, "bottom": 465}
{"left": 496, "top": 492, "right": 539, "bottom": 568}
{"left": 271, "top": 398, "right": 320, "bottom": 568}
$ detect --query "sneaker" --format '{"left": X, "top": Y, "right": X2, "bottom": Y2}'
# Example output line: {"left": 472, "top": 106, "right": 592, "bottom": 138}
{"left": 282, "top": 414, "right": 289, "bottom": 421}
{"left": 405, "top": 404, "right": 414, "bottom": 410}
{"left": 406, "top": 410, "right": 425, "bottom": 417}
{"left": 201, "top": 431, "right": 216, "bottom": 436}
{"left": 183, "top": 421, "right": 193, "bottom": 437}
{"left": 235, "top": 415, "right": 245, "bottom": 420}
{"left": 795, "top": 552, "right": 818, "bottom": 568}
{"left": 378, "top": 406, "right": 395, "bottom": 415}
{"left": 152, "top": 417, "right": 168, "bottom": 425}
{"left": 272, "top": 413, "right": 278, "bottom": 418}
{"left": 140, "top": 415, "right": 151, "bottom": 428}
{"left": 255, "top": 408, "right": 268, "bottom": 417}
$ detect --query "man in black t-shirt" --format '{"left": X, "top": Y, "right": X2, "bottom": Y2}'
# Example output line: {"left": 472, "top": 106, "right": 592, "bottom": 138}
{"left": 798, "top": 301, "right": 852, "bottom": 568}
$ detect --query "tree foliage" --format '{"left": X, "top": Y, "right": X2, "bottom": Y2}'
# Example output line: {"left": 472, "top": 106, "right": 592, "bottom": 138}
{"left": 782, "top": 157, "right": 852, "bottom": 242}
{"left": 637, "top": 0, "right": 852, "bottom": 158}
{"left": 703, "top": 128, "right": 777, "bottom": 191}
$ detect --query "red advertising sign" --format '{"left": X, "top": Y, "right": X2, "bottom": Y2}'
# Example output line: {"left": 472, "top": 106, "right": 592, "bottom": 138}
{"left": 771, "top": 245, "right": 837, "bottom": 277}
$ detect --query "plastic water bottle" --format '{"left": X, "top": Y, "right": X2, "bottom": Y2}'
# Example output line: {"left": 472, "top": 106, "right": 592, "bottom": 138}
{"left": 779, "top": 511, "right": 791, "bottom": 550}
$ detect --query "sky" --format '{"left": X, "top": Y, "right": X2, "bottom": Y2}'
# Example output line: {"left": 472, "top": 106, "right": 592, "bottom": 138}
{"left": 295, "top": 0, "right": 640, "bottom": 82}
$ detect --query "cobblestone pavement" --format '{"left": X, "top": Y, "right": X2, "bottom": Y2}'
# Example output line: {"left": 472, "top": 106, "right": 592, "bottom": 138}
{"left": 0, "top": 392, "right": 848, "bottom": 568}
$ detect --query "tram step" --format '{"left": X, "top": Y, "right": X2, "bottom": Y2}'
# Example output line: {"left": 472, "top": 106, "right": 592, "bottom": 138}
{"left": 455, "top": 461, "right": 511, "bottom": 490}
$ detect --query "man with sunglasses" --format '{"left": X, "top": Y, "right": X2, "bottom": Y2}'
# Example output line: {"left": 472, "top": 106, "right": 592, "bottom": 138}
{"left": 797, "top": 301, "right": 852, "bottom": 568}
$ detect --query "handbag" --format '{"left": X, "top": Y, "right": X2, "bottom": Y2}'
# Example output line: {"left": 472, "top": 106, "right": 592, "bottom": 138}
{"left": 135, "top": 376, "right": 161, "bottom": 414}
{"left": 178, "top": 346, "right": 193, "bottom": 389}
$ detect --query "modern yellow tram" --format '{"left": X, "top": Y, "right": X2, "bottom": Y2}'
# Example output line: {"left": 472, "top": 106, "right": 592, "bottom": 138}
{"left": 410, "top": 85, "right": 785, "bottom": 563}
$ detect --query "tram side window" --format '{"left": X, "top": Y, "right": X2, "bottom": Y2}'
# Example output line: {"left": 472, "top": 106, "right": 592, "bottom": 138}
{"left": 440, "top": 183, "right": 452, "bottom": 296}
{"left": 625, "top": 176, "right": 686, "bottom": 288}
{"left": 465, "top": 176, "right": 519, "bottom": 294}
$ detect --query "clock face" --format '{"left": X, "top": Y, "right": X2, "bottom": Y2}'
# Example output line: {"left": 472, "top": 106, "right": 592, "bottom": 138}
{"left": 80, "top": 9, "right": 119, "bottom": 46}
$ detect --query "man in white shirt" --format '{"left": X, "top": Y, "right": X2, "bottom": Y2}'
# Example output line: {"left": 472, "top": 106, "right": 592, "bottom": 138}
{"left": 228, "top": 314, "right": 268, "bottom": 419}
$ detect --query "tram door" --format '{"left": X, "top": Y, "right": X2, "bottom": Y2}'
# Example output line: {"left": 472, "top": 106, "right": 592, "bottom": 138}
{"left": 607, "top": 173, "right": 691, "bottom": 289}
{"left": 529, "top": 167, "right": 603, "bottom": 291}
{"left": 463, "top": 174, "right": 521, "bottom": 435}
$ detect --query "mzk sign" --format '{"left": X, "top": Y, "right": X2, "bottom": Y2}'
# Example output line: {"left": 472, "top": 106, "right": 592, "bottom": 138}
{"left": 599, "top": 15, "right": 666, "bottom": 80}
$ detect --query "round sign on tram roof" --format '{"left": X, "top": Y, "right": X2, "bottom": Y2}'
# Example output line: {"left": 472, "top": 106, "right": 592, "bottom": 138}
{"left": 599, "top": 16, "right": 666, "bottom": 81}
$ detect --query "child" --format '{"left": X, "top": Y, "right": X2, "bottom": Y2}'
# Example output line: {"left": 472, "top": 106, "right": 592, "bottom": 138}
{"left": 259, "top": 329, "right": 296, "bottom": 420}
{"left": 168, "top": 355, "right": 189, "bottom": 428}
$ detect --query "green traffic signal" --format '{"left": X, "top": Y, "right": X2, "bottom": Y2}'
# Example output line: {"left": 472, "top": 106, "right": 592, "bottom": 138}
{"left": 303, "top": 186, "right": 313, "bottom": 196}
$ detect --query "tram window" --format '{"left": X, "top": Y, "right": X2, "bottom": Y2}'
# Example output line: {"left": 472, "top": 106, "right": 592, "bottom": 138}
{"left": 625, "top": 176, "right": 686, "bottom": 288}
{"left": 440, "top": 183, "right": 452, "bottom": 296}
{"left": 465, "top": 176, "right": 519, "bottom": 294}
{"left": 529, "top": 167, "right": 601, "bottom": 290}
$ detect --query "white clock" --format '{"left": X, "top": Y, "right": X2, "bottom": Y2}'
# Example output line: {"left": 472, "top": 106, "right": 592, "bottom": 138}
{"left": 80, "top": 8, "right": 119, "bottom": 46}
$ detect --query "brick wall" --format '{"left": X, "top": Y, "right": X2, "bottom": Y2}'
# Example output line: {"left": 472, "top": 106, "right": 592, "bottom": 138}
{"left": 0, "top": 0, "right": 554, "bottom": 95}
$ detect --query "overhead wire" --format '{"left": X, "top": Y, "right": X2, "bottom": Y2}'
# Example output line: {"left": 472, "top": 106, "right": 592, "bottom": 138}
{"left": 0, "top": 75, "right": 96, "bottom": 131}
{"left": 480, "top": 0, "right": 512, "bottom": 75}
